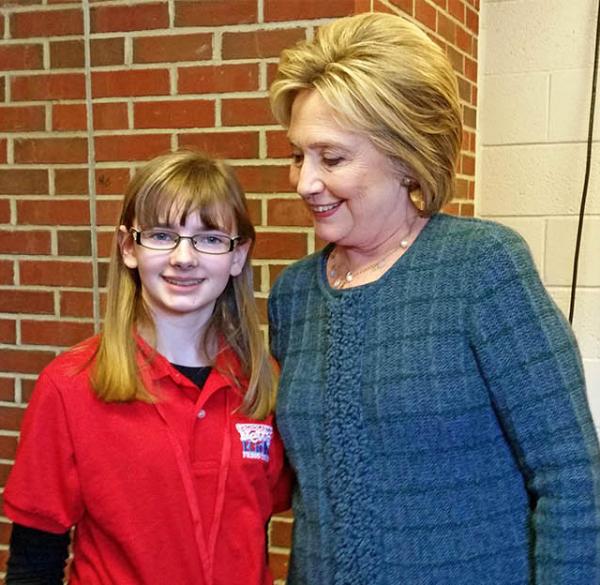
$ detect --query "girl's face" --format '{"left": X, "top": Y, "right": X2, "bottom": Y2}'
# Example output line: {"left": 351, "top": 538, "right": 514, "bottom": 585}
{"left": 287, "top": 89, "right": 412, "bottom": 251}
{"left": 120, "top": 211, "right": 249, "bottom": 327}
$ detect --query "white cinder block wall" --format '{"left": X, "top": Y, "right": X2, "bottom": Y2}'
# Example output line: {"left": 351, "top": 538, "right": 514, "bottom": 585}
{"left": 478, "top": 0, "right": 600, "bottom": 430}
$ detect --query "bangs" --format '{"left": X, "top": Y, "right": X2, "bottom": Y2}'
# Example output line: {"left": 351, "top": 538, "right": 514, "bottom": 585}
{"left": 133, "top": 163, "right": 237, "bottom": 233}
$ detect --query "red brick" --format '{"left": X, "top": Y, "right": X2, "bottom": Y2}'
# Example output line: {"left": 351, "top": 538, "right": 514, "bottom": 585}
{"left": 465, "top": 55, "right": 477, "bottom": 82}
{"left": 50, "top": 39, "right": 84, "bottom": 68}
{"left": 448, "top": 0, "right": 465, "bottom": 22}
{"left": 90, "top": 37, "right": 124, "bottom": 67}
{"left": 0, "top": 200, "right": 10, "bottom": 223}
{"left": 178, "top": 64, "right": 258, "bottom": 94}
{"left": 178, "top": 130, "right": 258, "bottom": 159}
{"left": 438, "top": 13, "right": 456, "bottom": 43}
{"left": 0, "top": 105, "right": 45, "bottom": 132}
{"left": 21, "top": 319, "right": 94, "bottom": 347}
{"left": 246, "top": 198, "right": 261, "bottom": 226}
{"left": 60, "top": 290, "right": 93, "bottom": 318}
{"left": 269, "top": 517, "right": 293, "bottom": 548}
{"left": 0, "top": 44, "right": 43, "bottom": 71}
{"left": 268, "top": 551, "right": 289, "bottom": 581}
{"left": 456, "top": 26, "right": 473, "bottom": 54}
{"left": 94, "top": 134, "right": 171, "bottom": 162}
{"left": 0, "top": 434, "right": 18, "bottom": 460}
{"left": 92, "top": 69, "right": 170, "bottom": 98}
{"left": 265, "top": 0, "right": 355, "bottom": 20}
{"left": 11, "top": 9, "right": 83, "bottom": 38}
{"left": 175, "top": 0, "right": 257, "bottom": 26}
{"left": 96, "top": 199, "right": 123, "bottom": 225}
{"left": 0, "top": 75, "right": 5, "bottom": 101}
{"left": 222, "top": 28, "right": 305, "bottom": 60}
{"left": 0, "top": 138, "right": 6, "bottom": 163}
{"left": 134, "top": 100, "right": 214, "bottom": 129}
{"left": 222, "top": 97, "right": 276, "bottom": 126}
{"left": 57, "top": 230, "right": 91, "bottom": 256}
{"left": 267, "top": 199, "right": 311, "bottom": 227}
{"left": 466, "top": 6, "right": 478, "bottom": 33}
{"left": 0, "top": 319, "right": 16, "bottom": 344}
{"left": 0, "top": 170, "right": 48, "bottom": 195}
{"left": 55, "top": 168, "right": 88, "bottom": 195}
{"left": 17, "top": 199, "right": 90, "bottom": 225}
{"left": 134, "top": 33, "right": 212, "bottom": 64}
{"left": 415, "top": 0, "right": 437, "bottom": 31}
{"left": 96, "top": 169, "right": 130, "bottom": 195}
{"left": 460, "top": 201, "right": 474, "bottom": 216}
{"left": 266, "top": 130, "right": 291, "bottom": 158}
{"left": 11, "top": 73, "right": 85, "bottom": 101}
{"left": 0, "top": 230, "right": 51, "bottom": 254}
{"left": 22, "top": 378, "right": 37, "bottom": 403}
{"left": 461, "top": 153, "right": 475, "bottom": 175}
{"left": 254, "top": 231, "right": 306, "bottom": 259}
{"left": 15, "top": 137, "right": 87, "bottom": 164}
{"left": 0, "top": 377, "right": 15, "bottom": 402}
{"left": 52, "top": 103, "right": 86, "bottom": 131}
{"left": 20, "top": 260, "right": 93, "bottom": 287}
{"left": 0, "top": 350, "right": 54, "bottom": 375}
{"left": 0, "top": 405, "right": 25, "bottom": 431}
{"left": 0, "top": 289, "right": 54, "bottom": 314}
{"left": 54, "top": 102, "right": 128, "bottom": 131}
{"left": 234, "top": 165, "right": 291, "bottom": 193}
{"left": 96, "top": 230, "right": 115, "bottom": 257}
{"left": 94, "top": 102, "right": 129, "bottom": 130}
{"left": 0, "top": 259, "right": 13, "bottom": 284}
{"left": 91, "top": 2, "right": 168, "bottom": 33}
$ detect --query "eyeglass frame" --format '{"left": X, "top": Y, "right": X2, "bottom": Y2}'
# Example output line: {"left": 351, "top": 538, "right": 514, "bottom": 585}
{"left": 129, "top": 227, "right": 242, "bottom": 255}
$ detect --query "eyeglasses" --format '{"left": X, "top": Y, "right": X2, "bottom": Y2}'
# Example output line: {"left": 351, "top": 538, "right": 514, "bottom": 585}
{"left": 130, "top": 228, "right": 241, "bottom": 255}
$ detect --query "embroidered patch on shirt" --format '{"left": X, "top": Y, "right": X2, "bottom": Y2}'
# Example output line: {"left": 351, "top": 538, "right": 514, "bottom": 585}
{"left": 235, "top": 423, "right": 273, "bottom": 462}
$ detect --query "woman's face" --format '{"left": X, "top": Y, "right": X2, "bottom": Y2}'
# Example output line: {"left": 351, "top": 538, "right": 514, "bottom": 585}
{"left": 287, "top": 89, "right": 411, "bottom": 250}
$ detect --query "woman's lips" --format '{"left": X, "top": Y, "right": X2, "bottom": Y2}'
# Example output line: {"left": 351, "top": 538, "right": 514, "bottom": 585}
{"left": 309, "top": 201, "right": 342, "bottom": 217}
{"left": 162, "top": 276, "right": 204, "bottom": 287}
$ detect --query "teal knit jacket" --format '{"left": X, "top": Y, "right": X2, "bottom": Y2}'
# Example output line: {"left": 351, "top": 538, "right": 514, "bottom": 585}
{"left": 268, "top": 214, "right": 600, "bottom": 585}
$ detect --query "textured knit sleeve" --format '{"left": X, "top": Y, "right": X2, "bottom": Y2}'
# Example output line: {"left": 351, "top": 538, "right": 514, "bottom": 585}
{"left": 4, "top": 370, "right": 84, "bottom": 534}
{"left": 468, "top": 226, "right": 600, "bottom": 584}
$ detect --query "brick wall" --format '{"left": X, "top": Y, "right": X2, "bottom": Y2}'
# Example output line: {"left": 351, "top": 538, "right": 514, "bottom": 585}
{"left": 0, "top": 0, "right": 479, "bottom": 581}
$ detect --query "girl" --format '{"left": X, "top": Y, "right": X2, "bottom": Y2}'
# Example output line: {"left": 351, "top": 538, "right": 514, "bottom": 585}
{"left": 4, "top": 150, "right": 291, "bottom": 584}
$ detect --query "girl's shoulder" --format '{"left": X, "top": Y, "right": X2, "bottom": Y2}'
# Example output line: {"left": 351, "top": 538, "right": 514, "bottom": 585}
{"left": 37, "top": 335, "right": 100, "bottom": 387}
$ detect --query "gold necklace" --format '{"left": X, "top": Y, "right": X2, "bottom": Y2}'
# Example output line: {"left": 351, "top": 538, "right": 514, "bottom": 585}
{"left": 328, "top": 216, "right": 419, "bottom": 289}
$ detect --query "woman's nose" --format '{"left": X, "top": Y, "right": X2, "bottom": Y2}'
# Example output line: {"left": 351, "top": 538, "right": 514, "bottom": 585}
{"left": 291, "top": 159, "right": 324, "bottom": 199}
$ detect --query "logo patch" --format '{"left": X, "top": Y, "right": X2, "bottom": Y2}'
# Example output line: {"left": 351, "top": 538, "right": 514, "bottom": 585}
{"left": 235, "top": 423, "right": 273, "bottom": 462}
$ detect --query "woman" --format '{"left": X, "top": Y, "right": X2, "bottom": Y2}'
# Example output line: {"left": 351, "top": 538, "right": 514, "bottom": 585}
{"left": 4, "top": 150, "right": 290, "bottom": 584}
{"left": 268, "top": 12, "right": 600, "bottom": 585}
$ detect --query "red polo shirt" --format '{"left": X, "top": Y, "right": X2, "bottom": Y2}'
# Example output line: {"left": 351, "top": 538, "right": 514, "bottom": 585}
{"left": 4, "top": 336, "right": 291, "bottom": 585}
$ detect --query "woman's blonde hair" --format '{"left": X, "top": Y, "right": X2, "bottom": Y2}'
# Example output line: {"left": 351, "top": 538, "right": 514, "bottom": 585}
{"left": 92, "top": 150, "right": 276, "bottom": 419}
{"left": 270, "top": 12, "right": 463, "bottom": 214}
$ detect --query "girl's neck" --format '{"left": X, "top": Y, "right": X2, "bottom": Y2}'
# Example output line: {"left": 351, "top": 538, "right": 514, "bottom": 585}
{"left": 138, "top": 315, "right": 213, "bottom": 367}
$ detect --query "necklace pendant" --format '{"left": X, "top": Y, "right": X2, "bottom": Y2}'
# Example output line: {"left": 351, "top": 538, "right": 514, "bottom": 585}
{"left": 345, "top": 271, "right": 353, "bottom": 283}
{"left": 333, "top": 278, "right": 344, "bottom": 289}
{"left": 400, "top": 239, "right": 409, "bottom": 249}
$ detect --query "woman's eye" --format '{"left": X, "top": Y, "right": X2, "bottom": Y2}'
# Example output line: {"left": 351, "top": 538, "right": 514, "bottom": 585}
{"left": 290, "top": 152, "right": 303, "bottom": 165}
{"left": 323, "top": 157, "right": 342, "bottom": 167}
{"left": 196, "top": 234, "right": 225, "bottom": 246}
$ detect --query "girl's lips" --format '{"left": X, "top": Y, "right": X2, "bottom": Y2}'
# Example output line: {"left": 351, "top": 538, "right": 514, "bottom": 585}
{"left": 309, "top": 201, "right": 342, "bottom": 218}
{"left": 162, "top": 276, "right": 204, "bottom": 287}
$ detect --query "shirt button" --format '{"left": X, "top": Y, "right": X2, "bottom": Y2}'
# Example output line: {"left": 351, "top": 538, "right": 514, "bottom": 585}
{"left": 197, "top": 409, "right": 206, "bottom": 419}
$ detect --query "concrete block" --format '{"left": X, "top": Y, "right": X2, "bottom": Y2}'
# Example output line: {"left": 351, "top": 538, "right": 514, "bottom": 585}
{"left": 549, "top": 68, "right": 600, "bottom": 142}
{"left": 480, "top": 72, "right": 549, "bottom": 145}
{"left": 478, "top": 144, "right": 600, "bottom": 216}
{"left": 545, "top": 216, "right": 600, "bottom": 286}
{"left": 481, "top": 0, "right": 597, "bottom": 75}
{"left": 583, "top": 359, "right": 600, "bottom": 431}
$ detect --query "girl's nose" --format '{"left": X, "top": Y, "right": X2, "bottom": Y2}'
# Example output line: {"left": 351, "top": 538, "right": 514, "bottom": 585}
{"left": 169, "top": 237, "right": 198, "bottom": 266}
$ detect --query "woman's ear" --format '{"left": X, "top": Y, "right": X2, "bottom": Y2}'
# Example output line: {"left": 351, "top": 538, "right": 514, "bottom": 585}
{"left": 118, "top": 226, "right": 138, "bottom": 269}
{"left": 229, "top": 239, "right": 251, "bottom": 277}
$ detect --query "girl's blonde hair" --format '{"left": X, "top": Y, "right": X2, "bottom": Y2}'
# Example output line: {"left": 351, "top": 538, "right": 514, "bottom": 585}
{"left": 92, "top": 150, "right": 276, "bottom": 420}
{"left": 270, "top": 12, "right": 463, "bottom": 215}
